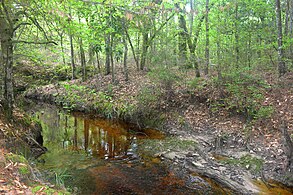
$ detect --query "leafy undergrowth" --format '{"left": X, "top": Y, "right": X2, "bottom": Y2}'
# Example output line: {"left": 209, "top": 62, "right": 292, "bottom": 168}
{"left": 0, "top": 148, "right": 69, "bottom": 195}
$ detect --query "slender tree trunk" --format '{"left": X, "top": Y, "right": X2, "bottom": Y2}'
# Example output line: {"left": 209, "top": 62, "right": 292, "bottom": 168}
{"left": 285, "top": 0, "right": 289, "bottom": 36}
{"left": 204, "top": 0, "right": 210, "bottom": 75}
{"left": 88, "top": 44, "right": 94, "bottom": 67}
{"left": 276, "top": 0, "right": 287, "bottom": 77}
{"left": 248, "top": 32, "right": 251, "bottom": 68}
{"left": 95, "top": 51, "right": 101, "bottom": 73}
{"left": 178, "top": 13, "right": 188, "bottom": 66}
{"left": 140, "top": 32, "right": 149, "bottom": 70}
{"left": 60, "top": 33, "right": 66, "bottom": 65}
{"left": 110, "top": 34, "right": 115, "bottom": 83}
{"left": 79, "top": 37, "right": 86, "bottom": 81}
{"left": 123, "top": 32, "right": 128, "bottom": 81}
{"left": 69, "top": 33, "right": 76, "bottom": 79}
{"left": 189, "top": 0, "right": 194, "bottom": 36}
{"left": 105, "top": 34, "right": 111, "bottom": 75}
{"left": 288, "top": 0, "right": 293, "bottom": 66}
{"left": 69, "top": 7, "right": 76, "bottom": 80}
{"left": 235, "top": 0, "right": 239, "bottom": 68}
{"left": 123, "top": 21, "right": 139, "bottom": 70}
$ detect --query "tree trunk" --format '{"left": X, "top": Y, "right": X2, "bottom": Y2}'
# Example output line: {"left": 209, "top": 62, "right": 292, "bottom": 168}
{"left": 88, "top": 44, "right": 94, "bottom": 67}
{"left": 189, "top": 0, "right": 194, "bottom": 36}
{"left": 1, "top": 33, "right": 14, "bottom": 119}
{"left": 178, "top": 13, "right": 188, "bottom": 66}
{"left": 276, "top": 0, "right": 287, "bottom": 77}
{"left": 140, "top": 32, "right": 149, "bottom": 70}
{"left": 235, "top": 0, "right": 239, "bottom": 68}
{"left": 0, "top": 7, "right": 14, "bottom": 119}
{"left": 79, "top": 37, "right": 86, "bottom": 81}
{"left": 60, "top": 32, "right": 66, "bottom": 65}
{"left": 123, "top": 32, "right": 129, "bottom": 81}
{"left": 204, "top": 0, "right": 210, "bottom": 75}
{"left": 123, "top": 20, "right": 139, "bottom": 71}
{"left": 105, "top": 34, "right": 111, "bottom": 75}
{"left": 286, "top": 0, "right": 293, "bottom": 67}
{"left": 110, "top": 34, "right": 115, "bottom": 83}
{"left": 95, "top": 50, "right": 101, "bottom": 73}
{"left": 69, "top": 33, "right": 76, "bottom": 79}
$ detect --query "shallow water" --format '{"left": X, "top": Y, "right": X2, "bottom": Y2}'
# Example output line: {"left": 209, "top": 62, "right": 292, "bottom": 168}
{"left": 28, "top": 104, "right": 216, "bottom": 194}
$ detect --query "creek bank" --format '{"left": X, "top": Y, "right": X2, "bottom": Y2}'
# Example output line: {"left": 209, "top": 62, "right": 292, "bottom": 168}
{"left": 23, "top": 74, "right": 293, "bottom": 194}
{"left": 0, "top": 109, "right": 69, "bottom": 194}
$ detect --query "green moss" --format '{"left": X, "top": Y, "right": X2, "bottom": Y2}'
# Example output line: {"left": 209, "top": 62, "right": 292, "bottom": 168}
{"left": 5, "top": 153, "right": 28, "bottom": 164}
{"left": 32, "top": 185, "right": 70, "bottom": 195}
{"left": 223, "top": 154, "right": 263, "bottom": 174}
{"left": 139, "top": 137, "right": 197, "bottom": 156}
{"left": 18, "top": 165, "right": 30, "bottom": 175}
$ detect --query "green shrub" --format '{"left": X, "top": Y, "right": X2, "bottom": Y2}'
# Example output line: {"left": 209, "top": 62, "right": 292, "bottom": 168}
{"left": 210, "top": 68, "right": 272, "bottom": 120}
{"left": 148, "top": 67, "right": 180, "bottom": 90}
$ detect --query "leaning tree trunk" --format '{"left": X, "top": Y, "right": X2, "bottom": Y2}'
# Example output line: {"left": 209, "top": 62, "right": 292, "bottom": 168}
{"left": 276, "top": 0, "right": 287, "bottom": 77}
{"left": 0, "top": 22, "right": 14, "bottom": 119}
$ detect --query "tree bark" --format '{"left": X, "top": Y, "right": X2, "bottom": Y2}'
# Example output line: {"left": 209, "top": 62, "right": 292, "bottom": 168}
{"left": 1, "top": 32, "right": 14, "bottom": 119}
{"left": 276, "top": 0, "right": 287, "bottom": 77}
{"left": 60, "top": 32, "right": 66, "bottom": 65}
{"left": 69, "top": 33, "right": 76, "bottom": 79}
{"left": 178, "top": 13, "right": 188, "bottom": 65}
{"left": 140, "top": 32, "right": 149, "bottom": 70}
{"left": 79, "top": 37, "right": 86, "bottom": 81}
{"left": 0, "top": 3, "right": 14, "bottom": 119}
{"left": 95, "top": 50, "right": 101, "bottom": 73}
{"left": 204, "top": 0, "right": 210, "bottom": 75}
{"left": 105, "top": 34, "right": 111, "bottom": 75}
{"left": 123, "top": 32, "right": 128, "bottom": 81}
{"left": 235, "top": 0, "right": 239, "bottom": 68}
{"left": 123, "top": 20, "right": 139, "bottom": 71}
{"left": 110, "top": 33, "right": 115, "bottom": 83}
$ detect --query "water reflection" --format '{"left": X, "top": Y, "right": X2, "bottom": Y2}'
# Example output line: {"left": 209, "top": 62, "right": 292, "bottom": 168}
{"left": 35, "top": 106, "right": 160, "bottom": 160}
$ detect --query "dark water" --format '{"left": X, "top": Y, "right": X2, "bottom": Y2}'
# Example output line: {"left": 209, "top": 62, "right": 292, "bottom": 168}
{"left": 26, "top": 103, "right": 225, "bottom": 194}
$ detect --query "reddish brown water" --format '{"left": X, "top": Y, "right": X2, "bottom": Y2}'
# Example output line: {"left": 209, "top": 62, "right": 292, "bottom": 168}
{"left": 29, "top": 104, "right": 219, "bottom": 194}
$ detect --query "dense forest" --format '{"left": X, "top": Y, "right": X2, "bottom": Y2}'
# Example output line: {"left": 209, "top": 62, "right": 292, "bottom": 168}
{"left": 0, "top": 0, "right": 293, "bottom": 194}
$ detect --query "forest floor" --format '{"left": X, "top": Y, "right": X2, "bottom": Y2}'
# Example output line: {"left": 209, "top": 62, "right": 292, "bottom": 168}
{"left": 12, "top": 64, "right": 293, "bottom": 194}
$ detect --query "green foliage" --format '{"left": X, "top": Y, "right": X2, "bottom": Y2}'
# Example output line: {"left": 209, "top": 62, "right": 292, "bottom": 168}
{"left": 5, "top": 153, "right": 28, "bottom": 164}
{"left": 148, "top": 67, "right": 180, "bottom": 90}
{"left": 32, "top": 185, "right": 69, "bottom": 195}
{"left": 210, "top": 69, "right": 272, "bottom": 121}
{"left": 188, "top": 77, "right": 207, "bottom": 91}
{"left": 136, "top": 86, "right": 164, "bottom": 127}
{"left": 54, "top": 169, "right": 71, "bottom": 188}
{"left": 223, "top": 154, "right": 264, "bottom": 174}
{"left": 18, "top": 165, "right": 30, "bottom": 175}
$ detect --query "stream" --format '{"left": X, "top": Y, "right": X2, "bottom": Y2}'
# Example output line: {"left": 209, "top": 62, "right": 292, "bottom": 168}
{"left": 26, "top": 103, "right": 226, "bottom": 194}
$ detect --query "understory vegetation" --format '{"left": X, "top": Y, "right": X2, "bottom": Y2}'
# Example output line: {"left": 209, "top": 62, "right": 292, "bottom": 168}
{"left": 0, "top": 0, "right": 293, "bottom": 194}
